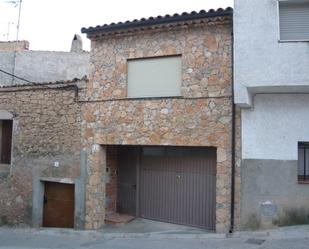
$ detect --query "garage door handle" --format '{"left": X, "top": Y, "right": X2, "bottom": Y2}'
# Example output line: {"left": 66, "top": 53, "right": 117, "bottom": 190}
{"left": 176, "top": 175, "right": 181, "bottom": 180}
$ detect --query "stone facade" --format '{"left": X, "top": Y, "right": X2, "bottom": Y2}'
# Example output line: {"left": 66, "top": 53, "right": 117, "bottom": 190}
{"left": 82, "top": 17, "right": 234, "bottom": 232}
{"left": 0, "top": 82, "right": 83, "bottom": 226}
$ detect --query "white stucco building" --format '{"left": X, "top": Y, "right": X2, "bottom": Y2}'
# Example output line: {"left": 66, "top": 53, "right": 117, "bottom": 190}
{"left": 0, "top": 36, "right": 89, "bottom": 86}
{"left": 234, "top": 0, "right": 309, "bottom": 229}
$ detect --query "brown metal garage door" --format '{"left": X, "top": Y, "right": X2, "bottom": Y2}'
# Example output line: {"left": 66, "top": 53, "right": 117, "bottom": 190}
{"left": 140, "top": 147, "right": 216, "bottom": 230}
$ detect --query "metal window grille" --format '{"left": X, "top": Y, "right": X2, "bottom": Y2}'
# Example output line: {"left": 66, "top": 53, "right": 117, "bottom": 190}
{"left": 298, "top": 142, "right": 309, "bottom": 182}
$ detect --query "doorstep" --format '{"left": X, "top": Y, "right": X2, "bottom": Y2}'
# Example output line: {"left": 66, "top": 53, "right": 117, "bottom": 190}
{"left": 100, "top": 218, "right": 224, "bottom": 239}
{"left": 105, "top": 213, "right": 135, "bottom": 225}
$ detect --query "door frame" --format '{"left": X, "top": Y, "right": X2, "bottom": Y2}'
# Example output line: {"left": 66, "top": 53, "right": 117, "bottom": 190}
{"left": 0, "top": 110, "right": 14, "bottom": 169}
{"left": 42, "top": 180, "right": 75, "bottom": 228}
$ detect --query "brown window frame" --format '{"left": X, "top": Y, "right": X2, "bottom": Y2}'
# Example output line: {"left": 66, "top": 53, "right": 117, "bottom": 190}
{"left": 0, "top": 119, "right": 13, "bottom": 165}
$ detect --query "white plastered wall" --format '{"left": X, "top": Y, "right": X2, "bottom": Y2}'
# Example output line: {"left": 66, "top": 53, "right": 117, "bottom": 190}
{"left": 242, "top": 94, "right": 309, "bottom": 160}
{"left": 234, "top": 0, "right": 309, "bottom": 107}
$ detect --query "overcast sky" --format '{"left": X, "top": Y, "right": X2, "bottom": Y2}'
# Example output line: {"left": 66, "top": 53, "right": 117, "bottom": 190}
{"left": 0, "top": 0, "right": 233, "bottom": 52}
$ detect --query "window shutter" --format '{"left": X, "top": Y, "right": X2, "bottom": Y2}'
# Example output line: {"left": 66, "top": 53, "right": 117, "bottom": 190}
{"left": 1, "top": 120, "right": 12, "bottom": 164}
{"left": 127, "top": 56, "right": 181, "bottom": 98}
{"left": 279, "top": 1, "right": 309, "bottom": 41}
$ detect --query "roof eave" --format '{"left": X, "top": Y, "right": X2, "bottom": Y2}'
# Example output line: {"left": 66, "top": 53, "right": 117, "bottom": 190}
{"left": 81, "top": 8, "right": 233, "bottom": 35}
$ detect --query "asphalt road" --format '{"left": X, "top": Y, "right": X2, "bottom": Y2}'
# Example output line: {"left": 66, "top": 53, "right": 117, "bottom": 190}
{"left": 0, "top": 226, "right": 309, "bottom": 249}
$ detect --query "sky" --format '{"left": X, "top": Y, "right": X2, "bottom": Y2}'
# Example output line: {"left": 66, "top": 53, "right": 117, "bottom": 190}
{"left": 0, "top": 0, "right": 233, "bottom": 52}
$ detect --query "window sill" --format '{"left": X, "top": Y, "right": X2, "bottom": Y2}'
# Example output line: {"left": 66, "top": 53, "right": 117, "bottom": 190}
{"left": 279, "top": 39, "right": 309, "bottom": 43}
{"left": 0, "top": 163, "right": 10, "bottom": 166}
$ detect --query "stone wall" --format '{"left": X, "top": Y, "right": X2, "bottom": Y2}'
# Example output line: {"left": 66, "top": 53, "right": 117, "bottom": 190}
{"left": 0, "top": 83, "right": 82, "bottom": 226}
{"left": 82, "top": 19, "right": 234, "bottom": 232}
{"left": 87, "top": 24, "right": 231, "bottom": 100}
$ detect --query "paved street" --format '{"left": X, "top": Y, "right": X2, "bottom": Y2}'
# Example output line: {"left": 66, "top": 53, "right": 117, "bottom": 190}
{"left": 0, "top": 225, "right": 309, "bottom": 249}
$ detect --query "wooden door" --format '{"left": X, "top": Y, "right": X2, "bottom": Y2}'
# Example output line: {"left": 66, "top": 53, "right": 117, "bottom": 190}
{"left": 43, "top": 182, "right": 75, "bottom": 228}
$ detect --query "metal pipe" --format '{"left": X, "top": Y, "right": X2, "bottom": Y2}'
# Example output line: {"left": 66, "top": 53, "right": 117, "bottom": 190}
{"left": 229, "top": 23, "right": 236, "bottom": 234}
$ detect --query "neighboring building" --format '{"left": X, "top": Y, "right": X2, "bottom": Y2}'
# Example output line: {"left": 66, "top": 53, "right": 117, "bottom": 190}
{"left": 0, "top": 37, "right": 88, "bottom": 228}
{"left": 234, "top": 0, "right": 309, "bottom": 229}
{"left": 0, "top": 40, "right": 29, "bottom": 52}
{"left": 0, "top": 36, "right": 89, "bottom": 86}
{"left": 81, "top": 8, "right": 235, "bottom": 232}
{"left": 0, "top": 79, "right": 86, "bottom": 228}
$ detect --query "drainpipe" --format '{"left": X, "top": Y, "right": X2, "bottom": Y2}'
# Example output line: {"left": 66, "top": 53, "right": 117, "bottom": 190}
{"left": 229, "top": 25, "right": 236, "bottom": 234}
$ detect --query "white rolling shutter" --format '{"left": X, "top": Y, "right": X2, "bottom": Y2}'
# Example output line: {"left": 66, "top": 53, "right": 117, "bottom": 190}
{"left": 127, "top": 56, "right": 181, "bottom": 98}
{"left": 279, "top": 1, "right": 309, "bottom": 41}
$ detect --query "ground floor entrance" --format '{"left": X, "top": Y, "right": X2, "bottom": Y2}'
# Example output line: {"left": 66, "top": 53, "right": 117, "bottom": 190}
{"left": 115, "top": 146, "right": 216, "bottom": 230}
{"left": 42, "top": 181, "right": 75, "bottom": 228}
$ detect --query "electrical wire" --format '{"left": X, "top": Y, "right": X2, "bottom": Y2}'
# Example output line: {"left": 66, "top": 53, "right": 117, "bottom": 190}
{"left": 0, "top": 68, "right": 34, "bottom": 84}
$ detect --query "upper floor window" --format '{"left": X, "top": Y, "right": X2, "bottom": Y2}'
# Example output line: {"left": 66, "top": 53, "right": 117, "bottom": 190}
{"left": 298, "top": 142, "right": 309, "bottom": 183}
{"left": 127, "top": 56, "right": 181, "bottom": 98}
{"left": 0, "top": 120, "right": 13, "bottom": 164}
{"left": 279, "top": 1, "right": 309, "bottom": 41}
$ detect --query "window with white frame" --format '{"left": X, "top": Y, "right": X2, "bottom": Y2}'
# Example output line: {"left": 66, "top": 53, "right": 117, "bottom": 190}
{"left": 279, "top": 0, "right": 309, "bottom": 41}
{"left": 0, "top": 119, "right": 13, "bottom": 164}
{"left": 127, "top": 56, "right": 182, "bottom": 98}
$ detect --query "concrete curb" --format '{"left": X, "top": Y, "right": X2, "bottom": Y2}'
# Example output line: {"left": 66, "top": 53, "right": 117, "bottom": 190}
{"left": 98, "top": 232, "right": 227, "bottom": 239}
{"left": 0, "top": 227, "right": 227, "bottom": 239}
{"left": 232, "top": 225, "right": 309, "bottom": 240}
{"left": 32, "top": 228, "right": 227, "bottom": 240}
{"left": 1, "top": 224, "right": 309, "bottom": 240}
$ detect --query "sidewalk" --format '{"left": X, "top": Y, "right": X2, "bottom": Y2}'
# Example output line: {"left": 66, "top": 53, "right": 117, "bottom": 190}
{"left": 0, "top": 224, "right": 309, "bottom": 249}
{"left": 18, "top": 221, "right": 309, "bottom": 240}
